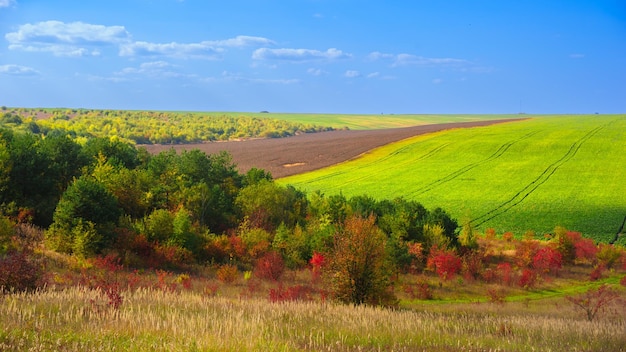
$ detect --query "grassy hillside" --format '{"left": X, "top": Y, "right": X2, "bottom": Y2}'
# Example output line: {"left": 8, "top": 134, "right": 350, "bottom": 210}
{"left": 280, "top": 115, "right": 626, "bottom": 243}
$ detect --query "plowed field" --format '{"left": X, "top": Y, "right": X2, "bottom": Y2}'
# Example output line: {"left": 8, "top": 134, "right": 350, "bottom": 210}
{"left": 142, "top": 119, "right": 521, "bottom": 178}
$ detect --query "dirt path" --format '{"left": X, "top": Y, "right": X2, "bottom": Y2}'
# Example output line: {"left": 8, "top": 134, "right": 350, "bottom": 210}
{"left": 142, "top": 119, "right": 523, "bottom": 179}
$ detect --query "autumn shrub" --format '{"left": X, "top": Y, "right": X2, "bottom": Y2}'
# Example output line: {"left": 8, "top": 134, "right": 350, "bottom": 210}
{"left": 309, "top": 251, "right": 326, "bottom": 283}
{"left": 566, "top": 284, "right": 622, "bottom": 321}
{"left": 403, "top": 279, "right": 433, "bottom": 300}
{"left": 502, "top": 232, "right": 514, "bottom": 242}
{"left": 216, "top": 264, "right": 238, "bottom": 284}
{"left": 461, "top": 251, "right": 484, "bottom": 281}
{"left": 514, "top": 240, "right": 539, "bottom": 268}
{"left": 496, "top": 262, "right": 511, "bottom": 286}
{"left": 426, "top": 245, "right": 462, "bottom": 281}
{"left": 327, "top": 215, "right": 397, "bottom": 307}
{"left": 0, "top": 250, "right": 45, "bottom": 292}
{"left": 254, "top": 251, "right": 285, "bottom": 281}
{"left": 532, "top": 246, "right": 562, "bottom": 276}
{"left": 573, "top": 237, "right": 598, "bottom": 263}
{"left": 596, "top": 244, "right": 623, "bottom": 269}
{"left": 268, "top": 284, "right": 313, "bottom": 302}
{"left": 589, "top": 263, "right": 606, "bottom": 281}
{"left": 518, "top": 268, "right": 538, "bottom": 289}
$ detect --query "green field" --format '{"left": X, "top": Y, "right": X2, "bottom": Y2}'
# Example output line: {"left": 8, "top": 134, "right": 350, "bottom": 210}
{"left": 242, "top": 112, "right": 524, "bottom": 130}
{"left": 279, "top": 115, "right": 626, "bottom": 243}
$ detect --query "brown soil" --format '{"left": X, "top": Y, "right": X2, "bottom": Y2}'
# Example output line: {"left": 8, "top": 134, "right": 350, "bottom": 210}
{"left": 141, "top": 119, "right": 523, "bottom": 179}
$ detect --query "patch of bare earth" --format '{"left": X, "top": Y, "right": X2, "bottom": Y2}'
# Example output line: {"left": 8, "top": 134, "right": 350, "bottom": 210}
{"left": 141, "top": 119, "right": 523, "bottom": 179}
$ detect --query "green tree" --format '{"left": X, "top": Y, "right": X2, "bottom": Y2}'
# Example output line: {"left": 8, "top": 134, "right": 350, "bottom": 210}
{"left": 47, "top": 176, "right": 121, "bottom": 254}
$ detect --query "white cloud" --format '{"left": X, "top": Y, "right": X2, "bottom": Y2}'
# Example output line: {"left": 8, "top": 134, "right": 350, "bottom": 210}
{"left": 344, "top": 70, "right": 360, "bottom": 78}
{"left": 120, "top": 35, "right": 273, "bottom": 59}
{"left": 432, "top": 78, "right": 443, "bottom": 84}
{"left": 368, "top": 51, "right": 468, "bottom": 67}
{"left": 569, "top": 53, "right": 585, "bottom": 59}
{"left": 367, "top": 72, "right": 380, "bottom": 78}
{"left": 252, "top": 47, "right": 351, "bottom": 62}
{"left": 210, "top": 35, "right": 275, "bottom": 48}
{"left": 307, "top": 68, "right": 327, "bottom": 76}
{"left": 367, "top": 51, "right": 395, "bottom": 61}
{"left": 6, "top": 20, "right": 130, "bottom": 56}
{"left": 0, "top": 64, "right": 39, "bottom": 75}
{"left": 0, "top": 0, "right": 15, "bottom": 8}
{"left": 120, "top": 41, "right": 224, "bottom": 59}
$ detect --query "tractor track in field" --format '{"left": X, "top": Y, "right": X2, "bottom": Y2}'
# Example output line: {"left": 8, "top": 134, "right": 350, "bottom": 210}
{"left": 470, "top": 123, "right": 609, "bottom": 227}
{"left": 405, "top": 131, "right": 539, "bottom": 198}
{"left": 300, "top": 142, "right": 452, "bottom": 187}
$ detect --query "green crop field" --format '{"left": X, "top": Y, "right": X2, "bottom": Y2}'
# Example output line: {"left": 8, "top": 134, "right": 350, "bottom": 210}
{"left": 279, "top": 115, "right": 626, "bottom": 243}
{"left": 242, "top": 112, "right": 523, "bottom": 130}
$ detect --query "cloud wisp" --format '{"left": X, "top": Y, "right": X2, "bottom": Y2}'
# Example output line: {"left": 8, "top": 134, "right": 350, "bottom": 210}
{"left": 119, "top": 35, "right": 274, "bottom": 59}
{"left": 0, "top": 64, "right": 39, "bottom": 76}
{"left": 253, "top": 48, "right": 351, "bottom": 62}
{"left": 6, "top": 20, "right": 130, "bottom": 56}
{"left": 368, "top": 51, "right": 469, "bottom": 67}
{"left": 0, "top": 0, "right": 16, "bottom": 8}
{"left": 6, "top": 20, "right": 274, "bottom": 60}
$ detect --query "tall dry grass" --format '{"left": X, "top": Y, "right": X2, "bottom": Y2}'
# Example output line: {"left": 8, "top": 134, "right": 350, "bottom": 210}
{"left": 1, "top": 286, "right": 625, "bottom": 351}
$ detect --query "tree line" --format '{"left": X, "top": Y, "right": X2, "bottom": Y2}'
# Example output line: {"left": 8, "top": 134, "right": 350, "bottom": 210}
{"left": 1, "top": 108, "right": 334, "bottom": 145}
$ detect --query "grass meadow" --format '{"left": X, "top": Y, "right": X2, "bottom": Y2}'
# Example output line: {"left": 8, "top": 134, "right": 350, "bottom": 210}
{"left": 279, "top": 115, "right": 626, "bottom": 243}
{"left": 2, "top": 281, "right": 625, "bottom": 352}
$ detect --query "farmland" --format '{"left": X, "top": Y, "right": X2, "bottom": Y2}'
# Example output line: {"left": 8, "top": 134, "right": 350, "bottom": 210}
{"left": 279, "top": 115, "right": 626, "bottom": 243}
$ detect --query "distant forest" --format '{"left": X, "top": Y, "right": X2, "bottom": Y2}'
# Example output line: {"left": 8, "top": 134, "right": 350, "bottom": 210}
{"left": 0, "top": 107, "right": 334, "bottom": 144}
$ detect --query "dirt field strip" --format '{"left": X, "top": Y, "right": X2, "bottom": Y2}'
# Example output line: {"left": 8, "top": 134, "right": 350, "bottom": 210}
{"left": 142, "top": 119, "right": 524, "bottom": 178}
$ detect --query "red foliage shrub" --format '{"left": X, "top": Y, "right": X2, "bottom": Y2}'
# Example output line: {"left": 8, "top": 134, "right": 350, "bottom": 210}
{"left": 481, "top": 268, "right": 498, "bottom": 283}
{"left": 254, "top": 251, "right": 285, "bottom": 281}
{"left": 566, "top": 284, "right": 622, "bottom": 321}
{"left": 589, "top": 263, "right": 606, "bottom": 281}
{"left": 497, "top": 262, "right": 512, "bottom": 285}
{"left": 427, "top": 246, "right": 462, "bottom": 281}
{"left": 518, "top": 268, "right": 538, "bottom": 289}
{"left": 532, "top": 246, "right": 562, "bottom": 276}
{"left": 620, "top": 275, "right": 626, "bottom": 287}
{"left": 90, "top": 253, "right": 123, "bottom": 273}
{"left": 268, "top": 284, "right": 313, "bottom": 302}
{"left": 461, "top": 251, "right": 484, "bottom": 281}
{"left": 403, "top": 280, "right": 433, "bottom": 300}
{"left": 514, "top": 240, "right": 539, "bottom": 268}
{"left": 574, "top": 238, "right": 598, "bottom": 263}
{"left": 153, "top": 244, "right": 194, "bottom": 269}
{"left": 502, "top": 232, "right": 514, "bottom": 242}
{"left": 0, "top": 251, "right": 45, "bottom": 292}
{"left": 310, "top": 251, "right": 326, "bottom": 282}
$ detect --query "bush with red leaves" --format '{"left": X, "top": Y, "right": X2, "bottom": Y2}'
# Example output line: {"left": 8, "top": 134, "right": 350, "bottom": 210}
{"left": 426, "top": 246, "right": 462, "bottom": 281}
{"left": 532, "top": 246, "right": 562, "bottom": 276}
{"left": 0, "top": 251, "right": 45, "bottom": 292}
{"left": 269, "top": 284, "right": 312, "bottom": 302}
{"left": 254, "top": 251, "right": 285, "bottom": 281}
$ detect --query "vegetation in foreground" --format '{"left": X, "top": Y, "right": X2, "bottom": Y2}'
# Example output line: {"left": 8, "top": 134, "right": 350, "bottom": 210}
{"left": 281, "top": 115, "right": 626, "bottom": 243}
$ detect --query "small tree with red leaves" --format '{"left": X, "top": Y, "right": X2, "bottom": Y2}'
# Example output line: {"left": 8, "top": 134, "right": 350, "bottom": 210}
{"left": 532, "top": 246, "right": 562, "bottom": 276}
{"left": 309, "top": 251, "right": 326, "bottom": 283}
{"left": 254, "top": 251, "right": 285, "bottom": 281}
{"left": 427, "top": 246, "right": 462, "bottom": 281}
{"left": 566, "top": 284, "right": 622, "bottom": 321}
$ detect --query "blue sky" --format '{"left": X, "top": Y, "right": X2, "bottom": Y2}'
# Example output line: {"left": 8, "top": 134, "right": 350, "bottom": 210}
{"left": 0, "top": 1, "right": 624, "bottom": 114}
